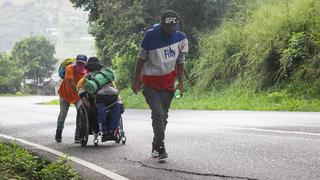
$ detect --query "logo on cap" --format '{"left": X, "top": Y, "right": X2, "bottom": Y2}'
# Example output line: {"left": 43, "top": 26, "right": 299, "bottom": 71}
{"left": 161, "top": 10, "right": 179, "bottom": 25}
{"left": 165, "top": 17, "right": 177, "bottom": 24}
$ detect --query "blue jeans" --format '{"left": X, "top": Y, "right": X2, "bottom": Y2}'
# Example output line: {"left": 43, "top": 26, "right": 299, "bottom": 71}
{"left": 95, "top": 102, "right": 121, "bottom": 134}
{"left": 56, "top": 97, "right": 81, "bottom": 135}
{"left": 142, "top": 86, "right": 174, "bottom": 148}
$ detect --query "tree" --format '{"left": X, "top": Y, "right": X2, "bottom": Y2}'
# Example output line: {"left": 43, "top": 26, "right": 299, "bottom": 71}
{"left": 11, "top": 36, "right": 57, "bottom": 90}
{"left": 70, "top": 0, "right": 233, "bottom": 62}
{"left": 0, "top": 52, "right": 24, "bottom": 93}
{"left": 69, "top": 0, "right": 235, "bottom": 88}
{"left": 69, "top": 0, "right": 145, "bottom": 65}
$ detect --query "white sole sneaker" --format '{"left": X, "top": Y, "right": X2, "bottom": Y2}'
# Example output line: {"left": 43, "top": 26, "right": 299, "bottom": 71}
{"left": 158, "top": 154, "right": 168, "bottom": 162}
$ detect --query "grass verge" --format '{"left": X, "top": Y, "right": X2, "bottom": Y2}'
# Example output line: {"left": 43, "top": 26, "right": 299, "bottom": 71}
{"left": 0, "top": 141, "right": 80, "bottom": 179}
{"left": 121, "top": 88, "right": 320, "bottom": 111}
{"left": 44, "top": 88, "right": 320, "bottom": 112}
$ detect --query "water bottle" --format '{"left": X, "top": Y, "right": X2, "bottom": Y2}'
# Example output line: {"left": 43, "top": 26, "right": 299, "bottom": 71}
{"left": 174, "top": 89, "right": 181, "bottom": 99}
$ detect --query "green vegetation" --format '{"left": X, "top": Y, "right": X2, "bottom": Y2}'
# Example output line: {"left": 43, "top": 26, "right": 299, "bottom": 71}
{"left": 0, "top": 36, "right": 57, "bottom": 94}
{"left": 3, "top": 1, "right": 320, "bottom": 112}
{"left": 119, "top": 88, "right": 320, "bottom": 111}
{"left": 65, "top": 0, "right": 320, "bottom": 111}
{"left": 43, "top": 88, "right": 320, "bottom": 111}
{"left": 193, "top": 0, "right": 320, "bottom": 94}
{"left": 70, "top": 0, "right": 235, "bottom": 89}
{"left": 0, "top": 52, "right": 24, "bottom": 93}
{"left": 43, "top": 99, "right": 60, "bottom": 105}
{"left": 12, "top": 36, "right": 57, "bottom": 90}
{"left": 0, "top": 141, "right": 79, "bottom": 179}
{"left": 71, "top": 0, "right": 320, "bottom": 96}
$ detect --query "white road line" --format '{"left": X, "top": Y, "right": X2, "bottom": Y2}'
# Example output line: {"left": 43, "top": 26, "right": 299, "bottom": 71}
{"left": 220, "top": 127, "right": 320, "bottom": 136}
{"left": 0, "top": 134, "right": 129, "bottom": 180}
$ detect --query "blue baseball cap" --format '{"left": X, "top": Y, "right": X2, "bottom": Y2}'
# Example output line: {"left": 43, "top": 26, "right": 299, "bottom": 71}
{"left": 76, "top": 54, "right": 87, "bottom": 64}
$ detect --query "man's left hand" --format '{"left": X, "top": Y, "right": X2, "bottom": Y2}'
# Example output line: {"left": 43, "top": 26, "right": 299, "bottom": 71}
{"left": 176, "top": 82, "right": 184, "bottom": 97}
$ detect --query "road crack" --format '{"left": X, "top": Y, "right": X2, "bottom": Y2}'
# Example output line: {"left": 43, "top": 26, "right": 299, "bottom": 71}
{"left": 122, "top": 157, "right": 259, "bottom": 180}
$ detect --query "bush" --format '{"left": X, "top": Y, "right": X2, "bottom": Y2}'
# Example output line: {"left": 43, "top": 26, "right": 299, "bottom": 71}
{"left": 112, "top": 54, "right": 137, "bottom": 90}
{"left": 279, "top": 32, "right": 311, "bottom": 80}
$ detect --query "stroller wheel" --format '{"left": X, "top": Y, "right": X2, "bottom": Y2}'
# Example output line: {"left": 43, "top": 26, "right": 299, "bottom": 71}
{"left": 78, "top": 105, "right": 89, "bottom": 147}
{"left": 93, "top": 139, "right": 98, "bottom": 147}
{"left": 121, "top": 136, "right": 126, "bottom": 145}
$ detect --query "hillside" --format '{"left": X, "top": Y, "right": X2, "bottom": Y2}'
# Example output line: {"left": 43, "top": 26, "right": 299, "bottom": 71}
{"left": 0, "top": 0, "right": 95, "bottom": 60}
{"left": 193, "top": 0, "right": 320, "bottom": 97}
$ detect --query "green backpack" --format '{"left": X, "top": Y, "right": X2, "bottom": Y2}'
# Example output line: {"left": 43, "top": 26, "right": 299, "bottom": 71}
{"left": 84, "top": 67, "right": 116, "bottom": 94}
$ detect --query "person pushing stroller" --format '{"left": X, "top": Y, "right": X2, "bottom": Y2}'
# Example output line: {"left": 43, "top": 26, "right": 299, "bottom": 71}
{"left": 77, "top": 57, "right": 123, "bottom": 143}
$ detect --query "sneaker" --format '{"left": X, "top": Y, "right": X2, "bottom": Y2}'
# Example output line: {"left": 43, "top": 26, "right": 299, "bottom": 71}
{"left": 55, "top": 130, "right": 62, "bottom": 143}
{"left": 151, "top": 145, "right": 168, "bottom": 161}
{"left": 151, "top": 149, "right": 159, "bottom": 158}
{"left": 158, "top": 152, "right": 168, "bottom": 162}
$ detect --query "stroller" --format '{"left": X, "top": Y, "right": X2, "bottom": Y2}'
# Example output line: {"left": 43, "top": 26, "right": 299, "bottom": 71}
{"left": 76, "top": 101, "right": 126, "bottom": 147}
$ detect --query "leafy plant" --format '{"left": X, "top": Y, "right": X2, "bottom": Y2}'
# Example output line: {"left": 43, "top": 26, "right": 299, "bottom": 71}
{"left": 279, "top": 32, "right": 310, "bottom": 80}
{"left": 0, "top": 142, "right": 79, "bottom": 179}
{"left": 39, "top": 157, "right": 79, "bottom": 180}
{"left": 0, "top": 142, "right": 43, "bottom": 179}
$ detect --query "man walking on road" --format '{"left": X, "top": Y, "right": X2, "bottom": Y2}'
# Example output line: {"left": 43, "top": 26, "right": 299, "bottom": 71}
{"left": 55, "top": 54, "right": 87, "bottom": 143}
{"left": 131, "top": 10, "right": 188, "bottom": 161}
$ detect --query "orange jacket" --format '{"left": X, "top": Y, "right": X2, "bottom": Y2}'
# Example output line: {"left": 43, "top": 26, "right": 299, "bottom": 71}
{"left": 58, "top": 64, "right": 87, "bottom": 104}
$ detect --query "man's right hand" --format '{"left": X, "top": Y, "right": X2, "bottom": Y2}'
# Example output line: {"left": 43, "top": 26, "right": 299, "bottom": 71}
{"left": 131, "top": 81, "right": 141, "bottom": 94}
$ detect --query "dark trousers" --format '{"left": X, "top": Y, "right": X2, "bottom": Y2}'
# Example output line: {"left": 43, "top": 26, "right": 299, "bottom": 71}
{"left": 142, "top": 86, "right": 174, "bottom": 148}
{"left": 56, "top": 97, "right": 81, "bottom": 137}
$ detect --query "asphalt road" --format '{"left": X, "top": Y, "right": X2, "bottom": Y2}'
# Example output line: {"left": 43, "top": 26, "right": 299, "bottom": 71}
{"left": 0, "top": 96, "right": 320, "bottom": 180}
